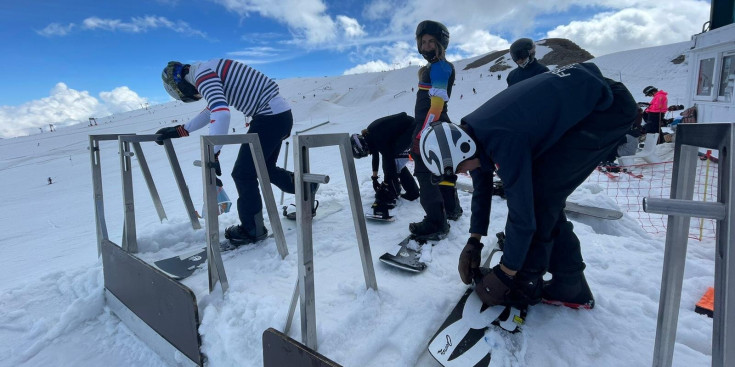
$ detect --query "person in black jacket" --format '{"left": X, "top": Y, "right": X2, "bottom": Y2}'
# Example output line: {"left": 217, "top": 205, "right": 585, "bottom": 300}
{"left": 351, "top": 112, "right": 420, "bottom": 217}
{"left": 419, "top": 63, "right": 638, "bottom": 311}
{"left": 506, "top": 38, "right": 549, "bottom": 87}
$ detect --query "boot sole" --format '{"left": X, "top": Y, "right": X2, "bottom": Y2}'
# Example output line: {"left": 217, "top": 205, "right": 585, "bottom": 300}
{"left": 542, "top": 298, "right": 594, "bottom": 310}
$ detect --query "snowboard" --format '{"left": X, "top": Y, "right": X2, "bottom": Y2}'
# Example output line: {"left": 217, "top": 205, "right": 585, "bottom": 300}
{"left": 427, "top": 287, "right": 527, "bottom": 367}
{"left": 154, "top": 236, "right": 271, "bottom": 280}
{"left": 564, "top": 202, "right": 623, "bottom": 220}
{"left": 282, "top": 200, "right": 343, "bottom": 221}
{"left": 378, "top": 235, "right": 429, "bottom": 273}
{"left": 455, "top": 182, "right": 623, "bottom": 220}
{"left": 365, "top": 213, "right": 395, "bottom": 222}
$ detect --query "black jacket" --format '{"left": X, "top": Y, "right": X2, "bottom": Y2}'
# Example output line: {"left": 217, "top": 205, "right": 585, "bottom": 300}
{"left": 506, "top": 59, "right": 550, "bottom": 87}
{"left": 461, "top": 62, "right": 613, "bottom": 271}
{"left": 365, "top": 112, "right": 416, "bottom": 180}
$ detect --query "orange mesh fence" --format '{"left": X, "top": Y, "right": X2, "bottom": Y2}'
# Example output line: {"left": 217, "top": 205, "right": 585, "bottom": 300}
{"left": 586, "top": 156, "right": 718, "bottom": 240}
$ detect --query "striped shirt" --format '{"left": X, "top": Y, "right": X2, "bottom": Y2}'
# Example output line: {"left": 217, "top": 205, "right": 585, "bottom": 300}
{"left": 182, "top": 59, "right": 289, "bottom": 153}
{"left": 192, "top": 59, "right": 282, "bottom": 117}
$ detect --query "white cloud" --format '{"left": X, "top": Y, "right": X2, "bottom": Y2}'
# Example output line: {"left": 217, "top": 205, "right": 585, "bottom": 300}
{"left": 211, "top": 0, "right": 338, "bottom": 44}
{"left": 82, "top": 16, "right": 208, "bottom": 37}
{"left": 36, "top": 23, "right": 75, "bottom": 37}
{"left": 37, "top": 16, "right": 208, "bottom": 38}
{"left": 99, "top": 86, "right": 149, "bottom": 112}
{"left": 343, "top": 60, "right": 392, "bottom": 74}
{"left": 337, "top": 15, "right": 367, "bottom": 38}
{"left": 0, "top": 83, "right": 147, "bottom": 138}
{"left": 546, "top": 2, "right": 711, "bottom": 56}
{"left": 344, "top": 41, "right": 425, "bottom": 74}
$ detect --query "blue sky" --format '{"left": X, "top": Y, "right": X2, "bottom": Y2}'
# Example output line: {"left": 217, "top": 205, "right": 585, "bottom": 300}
{"left": 0, "top": 0, "right": 711, "bottom": 138}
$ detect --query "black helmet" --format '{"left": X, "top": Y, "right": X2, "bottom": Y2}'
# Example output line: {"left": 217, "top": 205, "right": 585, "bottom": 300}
{"left": 350, "top": 134, "right": 370, "bottom": 158}
{"left": 509, "top": 38, "right": 536, "bottom": 64}
{"left": 162, "top": 61, "right": 202, "bottom": 103}
{"left": 415, "top": 20, "right": 450, "bottom": 54}
{"left": 643, "top": 86, "right": 658, "bottom": 96}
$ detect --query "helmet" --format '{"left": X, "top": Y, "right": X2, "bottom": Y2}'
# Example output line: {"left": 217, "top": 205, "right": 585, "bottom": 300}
{"left": 162, "top": 61, "right": 202, "bottom": 103}
{"left": 350, "top": 133, "right": 370, "bottom": 158}
{"left": 509, "top": 38, "right": 536, "bottom": 66}
{"left": 415, "top": 20, "right": 450, "bottom": 54}
{"left": 419, "top": 121, "right": 476, "bottom": 179}
{"left": 643, "top": 86, "right": 658, "bottom": 96}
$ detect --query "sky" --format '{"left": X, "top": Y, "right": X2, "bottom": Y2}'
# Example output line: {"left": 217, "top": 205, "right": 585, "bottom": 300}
{"left": 0, "top": 40, "right": 717, "bottom": 366}
{"left": 0, "top": 0, "right": 712, "bottom": 139}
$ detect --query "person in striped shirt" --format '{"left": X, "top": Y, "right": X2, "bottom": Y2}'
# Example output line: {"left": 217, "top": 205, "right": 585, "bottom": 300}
{"left": 158, "top": 59, "right": 307, "bottom": 245}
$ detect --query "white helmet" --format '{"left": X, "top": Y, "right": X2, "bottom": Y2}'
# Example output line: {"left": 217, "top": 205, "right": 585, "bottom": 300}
{"left": 419, "top": 121, "right": 476, "bottom": 178}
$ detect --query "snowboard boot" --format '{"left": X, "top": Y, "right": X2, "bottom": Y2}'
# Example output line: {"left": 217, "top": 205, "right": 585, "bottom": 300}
{"left": 409, "top": 218, "right": 450, "bottom": 241}
{"left": 282, "top": 200, "right": 320, "bottom": 220}
{"left": 224, "top": 224, "right": 269, "bottom": 245}
{"left": 446, "top": 206, "right": 463, "bottom": 221}
{"left": 225, "top": 211, "right": 269, "bottom": 245}
{"left": 371, "top": 201, "right": 392, "bottom": 219}
{"left": 542, "top": 272, "right": 595, "bottom": 309}
{"left": 507, "top": 271, "right": 543, "bottom": 308}
{"left": 375, "top": 183, "right": 397, "bottom": 209}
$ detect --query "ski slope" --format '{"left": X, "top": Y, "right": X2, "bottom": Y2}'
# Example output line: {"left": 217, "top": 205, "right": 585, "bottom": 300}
{"left": 0, "top": 40, "right": 716, "bottom": 367}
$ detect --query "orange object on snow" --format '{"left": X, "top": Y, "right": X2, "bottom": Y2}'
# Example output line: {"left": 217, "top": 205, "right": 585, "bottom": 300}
{"left": 695, "top": 287, "right": 714, "bottom": 318}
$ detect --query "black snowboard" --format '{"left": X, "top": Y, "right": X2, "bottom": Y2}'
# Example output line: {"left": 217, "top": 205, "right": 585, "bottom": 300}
{"left": 154, "top": 239, "right": 257, "bottom": 280}
{"left": 378, "top": 235, "right": 428, "bottom": 272}
{"left": 365, "top": 212, "right": 395, "bottom": 222}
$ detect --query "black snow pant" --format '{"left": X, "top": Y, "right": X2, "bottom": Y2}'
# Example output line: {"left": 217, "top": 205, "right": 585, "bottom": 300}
{"left": 521, "top": 80, "right": 637, "bottom": 278}
{"left": 231, "top": 110, "right": 295, "bottom": 233}
{"left": 399, "top": 166, "right": 420, "bottom": 199}
{"left": 412, "top": 153, "right": 460, "bottom": 226}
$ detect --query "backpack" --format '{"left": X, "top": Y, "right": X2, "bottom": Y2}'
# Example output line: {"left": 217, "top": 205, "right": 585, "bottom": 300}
{"left": 680, "top": 106, "right": 697, "bottom": 124}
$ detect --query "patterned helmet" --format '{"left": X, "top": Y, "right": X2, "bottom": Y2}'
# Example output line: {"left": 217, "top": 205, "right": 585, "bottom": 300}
{"left": 419, "top": 121, "right": 476, "bottom": 179}
{"left": 350, "top": 134, "right": 370, "bottom": 158}
{"left": 162, "top": 61, "right": 202, "bottom": 103}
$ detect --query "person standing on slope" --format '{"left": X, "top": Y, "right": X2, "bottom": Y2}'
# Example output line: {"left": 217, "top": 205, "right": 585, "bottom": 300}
{"left": 641, "top": 85, "right": 668, "bottom": 140}
{"left": 157, "top": 59, "right": 316, "bottom": 246}
{"left": 420, "top": 63, "right": 638, "bottom": 310}
{"left": 506, "top": 38, "right": 549, "bottom": 87}
{"left": 409, "top": 20, "right": 462, "bottom": 241}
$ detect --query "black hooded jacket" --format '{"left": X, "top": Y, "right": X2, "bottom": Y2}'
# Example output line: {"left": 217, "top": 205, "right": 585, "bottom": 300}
{"left": 461, "top": 62, "right": 613, "bottom": 270}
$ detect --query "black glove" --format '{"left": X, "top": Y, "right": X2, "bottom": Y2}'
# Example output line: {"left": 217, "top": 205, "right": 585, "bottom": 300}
{"left": 475, "top": 264, "right": 515, "bottom": 307}
{"left": 155, "top": 125, "right": 189, "bottom": 145}
{"left": 458, "top": 237, "right": 483, "bottom": 285}
{"left": 371, "top": 175, "right": 380, "bottom": 192}
{"left": 213, "top": 151, "right": 222, "bottom": 176}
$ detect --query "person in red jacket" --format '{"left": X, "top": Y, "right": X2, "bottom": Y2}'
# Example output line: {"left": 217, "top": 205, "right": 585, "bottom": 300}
{"left": 641, "top": 86, "right": 668, "bottom": 134}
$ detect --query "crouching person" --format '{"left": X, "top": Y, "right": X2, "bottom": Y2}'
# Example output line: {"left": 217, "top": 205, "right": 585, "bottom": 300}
{"left": 418, "top": 63, "right": 638, "bottom": 310}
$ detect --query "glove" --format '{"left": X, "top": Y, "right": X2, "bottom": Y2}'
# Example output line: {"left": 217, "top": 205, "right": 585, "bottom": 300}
{"left": 371, "top": 175, "right": 380, "bottom": 192}
{"left": 155, "top": 125, "right": 189, "bottom": 145}
{"left": 475, "top": 264, "right": 515, "bottom": 307}
{"left": 213, "top": 151, "right": 222, "bottom": 176}
{"left": 458, "top": 237, "right": 483, "bottom": 285}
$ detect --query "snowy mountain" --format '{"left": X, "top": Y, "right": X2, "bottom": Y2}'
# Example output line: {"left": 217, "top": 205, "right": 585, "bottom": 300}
{"left": 0, "top": 39, "right": 715, "bottom": 367}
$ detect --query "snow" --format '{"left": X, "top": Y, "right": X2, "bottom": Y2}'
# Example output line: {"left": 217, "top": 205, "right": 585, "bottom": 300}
{"left": 0, "top": 41, "right": 716, "bottom": 367}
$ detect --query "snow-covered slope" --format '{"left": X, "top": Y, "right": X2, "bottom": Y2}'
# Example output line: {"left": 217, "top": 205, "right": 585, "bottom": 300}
{"left": 0, "top": 40, "right": 714, "bottom": 367}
